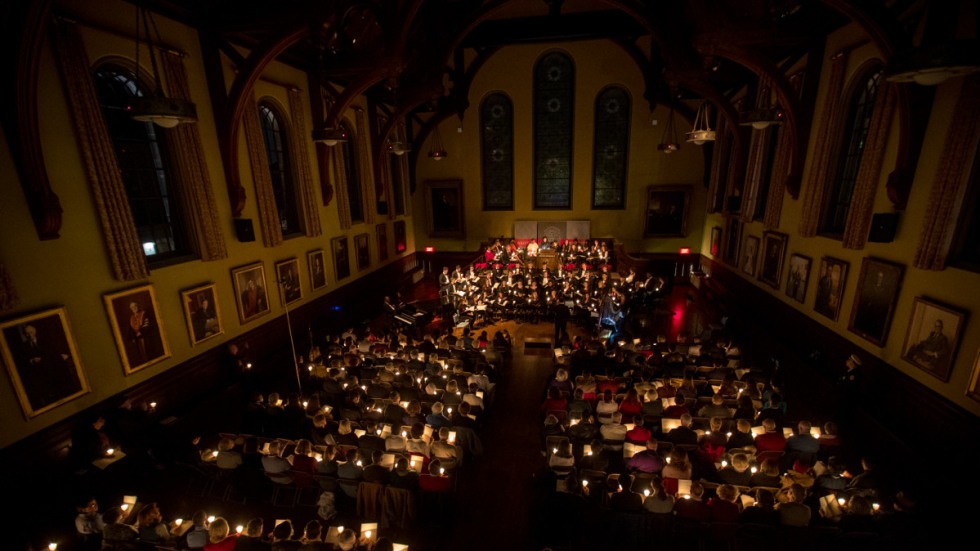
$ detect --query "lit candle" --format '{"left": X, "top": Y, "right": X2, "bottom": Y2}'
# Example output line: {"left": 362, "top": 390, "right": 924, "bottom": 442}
{"left": 303, "top": 401, "right": 309, "bottom": 408}
{"left": 337, "top": 526, "right": 344, "bottom": 534}
{"left": 106, "top": 448, "right": 115, "bottom": 456}
{"left": 208, "top": 516, "right": 216, "bottom": 524}
{"left": 750, "top": 467, "right": 758, "bottom": 474}
{"left": 721, "top": 460, "right": 728, "bottom": 468}
{"left": 838, "top": 497, "right": 846, "bottom": 506}
{"left": 48, "top": 544, "right": 57, "bottom": 551}
{"left": 149, "top": 402, "right": 157, "bottom": 409}
{"left": 582, "top": 480, "right": 589, "bottom": 487}
{"left": 872, "top": 502, "right": 880, "bottom": 511}
{"left": 356, "top": 460, "right": 363, "bottom": 467}
{"left": 212, "top": 450, "right": 219, "bottom": 458}
{"left": 643, "top": 489, "right": 650, "bottom": 497}
{"left": 439, "top": 467, "right": 445, "bottom": 475}
{"left": 365, "top": 530, "right": 372, "bottom": 539}
{"left": 236, "top": 525, "right": 244, "bottom": 534}
{"left": 120, "top": 504, "right": 129, "bottom": 512}
{"left": 246, "top": 363, "right": 252, "bottom": 369}
{"left": 175, "top": 519, "right": 183, "bottom": 526}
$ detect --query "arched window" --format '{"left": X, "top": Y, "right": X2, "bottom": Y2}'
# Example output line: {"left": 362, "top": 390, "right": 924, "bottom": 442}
{"left": 93, "top": 63, "right": 189, "bottom": 263}
{"left": 257, "top": 101, "right": 300, "bottom": 235}
{"left": 821, "top": 68, "right": 883, "bottom": 236}
{"left": 592, "top": 86, "right": 630, "bottom": 209}
{"left": 534, "top": 51, "right": 574, "bottom": 209}
{"left": 481, "top": 92, "right": 514, "bottom": 210}
{"left": 341, "top": 121, "right": 364, "bottom": 223}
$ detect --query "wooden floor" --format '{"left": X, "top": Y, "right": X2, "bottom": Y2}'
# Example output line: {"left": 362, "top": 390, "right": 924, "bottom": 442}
{"left": 45, "top": 279, "right": 722, "bottom": 551}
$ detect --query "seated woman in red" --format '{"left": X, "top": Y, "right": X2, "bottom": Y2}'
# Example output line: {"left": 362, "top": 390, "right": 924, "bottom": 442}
{"left": 617, "top": 388, "right": 643, "bottom": 423}
{"left": 203, "top": 518, "right": 237, "bottom": 551}
{"left": 708, "top": 484, "right": 742, "bottom": 522}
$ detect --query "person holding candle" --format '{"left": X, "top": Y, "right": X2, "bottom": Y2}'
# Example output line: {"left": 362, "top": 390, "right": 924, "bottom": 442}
{"left": 100, "top": 507, "right": 138, "bottom": 549}
{"left": 270, "top": 520, "right": 301, "bottom": 551}
{"left": 235, "top": 518, "right": 270, "bottom": 551}
{"left": 203, "top": 517, "right": 237, "bottom": 551}
{"left": 135, "top": 503, "right": 174, "bottom": 546}
{"left": 641, "top": 476, "right": 675, "bottom": 514}
{"left": 183, "top": 510, "right": 210, "bottom": 550}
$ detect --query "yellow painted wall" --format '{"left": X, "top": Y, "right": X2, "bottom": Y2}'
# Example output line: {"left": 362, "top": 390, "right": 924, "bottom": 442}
{"left": 412, "top": 39, "right": 707, "bottom": 254}
{"left": 701, "top": 22, "right": 980, "bottom": 418}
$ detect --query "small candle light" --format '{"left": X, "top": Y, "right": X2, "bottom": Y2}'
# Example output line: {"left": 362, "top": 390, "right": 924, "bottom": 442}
{"left": 439, "top": 467, "right": 445, "bottom": 475}
{"left": 682, "top": 494, "right": 691, "bottom": 500}
{"left": 302, "top": 401, "right": 309, "bottom": 408}
{"left": 236, "top": 525, "right": 244, "bottom": 534}
{"left": 246, "top": 363, "right": 252, "bottom": 370}
{"left": 208, "top": 516, "right": 216, "bottom": 523}
{"left": 872, "top": 502, "right": 880, "bottom": 511}
{"left": 149, "top": 402, "right": 157, "bottom": 409}
{"left": 48, "top": 544, "right": 57, "bottom": 551}
{"left": 750, "top": 466, "right": 758, "bottom": 474}
{"left": 365, "top": 530, "right": 372, "bottom": 539}
{"left": 121, "top": 503, "right": 129, "bottom": 512}
{"left": 212, "top": 450, "right": 219, "bottom": 458}
{"left": 552, "top": 448, "right": 558, "bottom": 454}
{"left": 726, "top": 432, "right": 732, "bottom": 438}
{"left": 582, "top": 480, "right": 589, "bottom": 487}
{"left": 643, "top": 489, "right": 650, "bottom": 497}
{"left": 838, "top": 497, "right": 846, "bottom": 506}
{"left": 721, "top": 460, "right": 728, "bottom": 468}
{"left": 356, "top": 460, "right": 363, "bottom": 467}
{"left": 106, "top": 448, "right": 115, "bottom": 456}
{"left": 175, "top": 519, "right": 183, "bottom": 526}
{"left": 337, "top": 526, "right": 344, "bottom": 534}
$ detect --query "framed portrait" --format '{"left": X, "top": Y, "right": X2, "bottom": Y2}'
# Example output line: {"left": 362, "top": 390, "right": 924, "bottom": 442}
{"left": 848, "top": 258, "right": 904, "bottom": 346}
{"left": 394, "top": 221, "right": 407, "bottom": 253}
{"left": 710, "top": 226, "right": 722, "bottom": 257}
{"left": 425, "top": 180, "right": 465, "bottom": 238}
{"left": 308, "top": 250, "right": 327, "bottom": 292}
{"left": 355, "top": 233, "right": 371, "bottom": 270}
{"left": 723, "top": 218, "right": 741, "bottom": 265}
{"left": 741, "top": 235, "right": 760, "bottom": 277}
{"left": 968, "top": 349, "right": 980, "bottom": 403}
{"left": 644, "top": 185, "right": 691, "bottom": 237}
{"left": 0, "top": 307, "right": 89, "bottom": 418}
{"left": 785, "top": 254, "right": 812, "bottom": 304}
{"left": 275, "top": 258, "right": 303, "bottom": 306}
{"left": 813, "top": 256, "right": 848, "bottom": 321}
{"left": 758, "top": 232, "right": 788, "bottom": 288}
{"left": 376, "top": 223, "right": 389, "bottom": 261}
{"left": 104, "top": 284, "right": 171, "bottom": 375}
{"left": 901, "top": 297, "right": 966, "bottom": 382}
{"left": 333, "top": 236, "right": 351, "bottom": 280}
{"left": 180, "top": 283, "right": 223, "bottom": 346}
{"left": 232, "top": 262, "right": 270, "bottom": 324}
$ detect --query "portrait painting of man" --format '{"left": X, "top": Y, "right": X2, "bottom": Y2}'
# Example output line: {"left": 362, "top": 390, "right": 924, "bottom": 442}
{"left": 0, "top": 307, "right": 89, "bottom": 418}
{"left": 104, "top": 285, "right": 170, "bottom": 374}
{"left": 232, "top": 263, "right": 270, "bottom": 324}
{"left": 181, "top": 283, "right": 222, "bottom": 346}
{"left": 901, "top": 297, "right": 965, "bottom": 382}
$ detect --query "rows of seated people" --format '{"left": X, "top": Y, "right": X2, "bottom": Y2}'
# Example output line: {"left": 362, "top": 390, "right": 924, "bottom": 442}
{"left": 73, "top": 323, "right": 511, "bottom": 551}
{"left": 80, "top": 494, "right": 408, "bottom": 550}
{"left": 534, "top": 339, "right": 921, "bottom": 550}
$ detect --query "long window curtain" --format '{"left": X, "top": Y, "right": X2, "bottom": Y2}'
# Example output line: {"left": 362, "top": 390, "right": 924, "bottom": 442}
{"left": 355, "top": 108, "right": 377, "bottom": 224}
{"left": 706, "top": 115, "right": 729, "bottom": 213}
{"left": 914, "top": 75, "right": 980, "bottom": 269}
{"left": 159, "top": 52, "right": 228, "bottom": 260}
{"left": 395, "top": 123, "right": 411, "bottom": 217}
{"left": 331, "top": 138, "right": 353, "bottom": 230}
{"left": 799, "top": 52, "right": 848, "bottom": 237}
{"left": 50, "top": 18, "right": 149, "bottom": 280}
{"left": 763, "top": 124, "right": 790, "bottom": 229}
{"left": 739, "top": 127, "right": 768, "bottom": 223}
{"left": 841, "top": 82, "right": 897, "bottom": 249}
{"left": 287, "top": 89, "right": 322, "bottom": 237}
{"left": 242, "top": 95, "right": 284, "bottom": 247}
{"left": 0, "top": 262, "right": 19, "bottom": 313}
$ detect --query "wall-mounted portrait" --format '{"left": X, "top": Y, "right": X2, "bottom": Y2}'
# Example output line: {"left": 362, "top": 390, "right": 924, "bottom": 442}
{"left": 333, "top": 236, "right": 351, "bottom": 280}
{"left": 394, "top": 221, "right": 407, "bottom": 253}
{"left": 180, "top": 283, "right": 222, "bottom": 346}
{"left": 848, "top": 257, "right": 904, "bottom": 346}
{"left": 901, "top": 297, "right": 966, "bottom": 382}
{"left": 425, "top": 180, "right": 465, "bottom": 238}
{"left": 376, "top": 223, "right": 389, "bottom": 261}
{"left": 741, "top": 235, "right": 760, "bottom": 277}
{"left": 104, "top": 284, "right": 170, "bottom": 375}
{"left": 232, "top": 263, "right": 270, "bottom": 324}
{"left": 275, "top": 258, "right": 303, "bottom": 306}
{"left": 0, "top": 307, "right": 89, "bottom": 418}
{"left": 710, "top": 226, "right": 722, "bottom": 257}
{"left": 723, "top": 218, "right": 741, "bottom": 265}
{"left": 785, "top": 254, "right": 811, "bottom": 304}
{"left": 355, "top": 233, "right": 370, "bottom": 270}
{"left": 308, "top": 250, "right": 327, "bottom": 292}
{"left": 644, "top": 185, "right": 691, "bottom": 237}
{"left": 814, "top": 257, "right": 848, "bottom": 321}
{"left": 758, "top": 232, "right": 788, "bottom": 288}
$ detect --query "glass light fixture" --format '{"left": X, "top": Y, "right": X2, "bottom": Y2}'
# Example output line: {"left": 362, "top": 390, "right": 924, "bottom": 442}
{"left": 128, "top": 2, "right": 197, "bottom": 128}
{"left": 427, "top": 125, "right": 447, "bottom": 160}
{"left": 657, "top": 103, "right": 680, "bottom": 154}
{"left": 686, "top": 101, "right": 716, "bottom": 145}
{"left": 312, "top": 126, "right": 348, "bottom": 146}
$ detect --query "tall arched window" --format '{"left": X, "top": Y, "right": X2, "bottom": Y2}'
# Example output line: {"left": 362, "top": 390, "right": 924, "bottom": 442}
{"left": 821, "top": 68, "right": 883, "bottom": 236}
{"left": 93, "top": 63, "right": 189, "bottom": 263}
{"left": 341, "top": 121, "right": 364, "bottom": 223}
{"left": 534, "top": 51, "right": 574, "bottom": 209}
{"left": 481, "top": 92, "right": 514, "bottom": 210}
{"left": 258, "top": 101, "right": 300, "bottom": 236}
{"left": 592, "top": 86, "right": 630, "bottom": 209}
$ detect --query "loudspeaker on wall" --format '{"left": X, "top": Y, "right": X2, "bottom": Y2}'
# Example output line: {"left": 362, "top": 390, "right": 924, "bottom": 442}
{"left": 868, "top": 212, "right": 899, "bottom": 243}
{"left": 234, "top": 218, "right": 256, "bottom": 242}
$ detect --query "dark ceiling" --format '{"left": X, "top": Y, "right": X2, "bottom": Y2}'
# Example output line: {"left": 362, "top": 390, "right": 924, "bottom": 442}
{"left": 143, "top": 0, "right": 884, "bottom": 119}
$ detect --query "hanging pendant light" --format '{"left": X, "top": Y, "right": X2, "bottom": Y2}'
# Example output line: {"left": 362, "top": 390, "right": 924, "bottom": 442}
{"left": 686, "top": 101, "right": 716, "bottom": 145}
{"left": 657, "top": 103, "right": 681, "bottom": 154}
{"left": 387, "top": 121, "right": 411, "bottom": 155}
{"left": 128, "top": 2, "right": 197, "bottom": 128}
{"left": 312, "top": 126, "right": 348, "bottom": 146}
{"left": 427, "top": 125, "right": 447, "bottom": 160}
